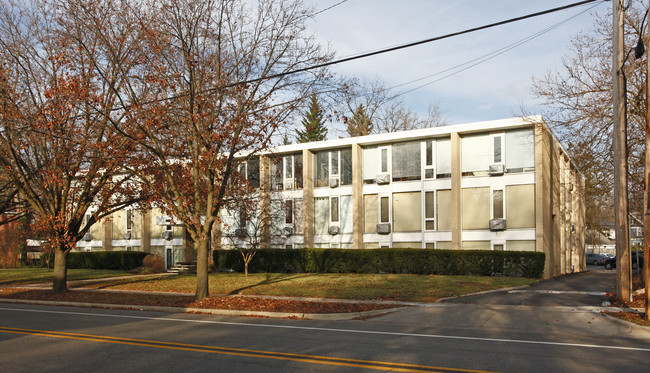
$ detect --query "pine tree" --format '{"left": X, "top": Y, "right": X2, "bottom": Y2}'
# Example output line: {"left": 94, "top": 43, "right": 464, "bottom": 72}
{"left": 295, "top": 94, "right": 327, "bottom": 143}
{"left": 346, "top": 104, "right": 373, "bottom": 137}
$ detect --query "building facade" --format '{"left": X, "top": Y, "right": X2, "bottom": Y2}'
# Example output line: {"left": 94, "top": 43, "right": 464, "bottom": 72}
{"left": 79, "top": 116, "right": 586, "bottom": 278}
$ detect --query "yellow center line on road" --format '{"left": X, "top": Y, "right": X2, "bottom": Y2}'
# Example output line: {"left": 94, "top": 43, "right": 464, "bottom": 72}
{"left": 0, "top": 326, "right": 498, "bottom": 373}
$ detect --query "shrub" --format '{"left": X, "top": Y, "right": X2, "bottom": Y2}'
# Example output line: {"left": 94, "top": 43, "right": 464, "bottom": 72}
{"left": 213, "top": 249, "right": 546, "bottom": 278}
{"left": 142, "top": 254, "right": 165, "bottom": 273}
{"left": 42, "top": 251, "right": 148, "bottom": 270}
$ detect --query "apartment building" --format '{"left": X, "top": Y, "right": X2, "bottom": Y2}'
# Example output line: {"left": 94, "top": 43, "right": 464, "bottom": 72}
{"left": 79, "top": 116, "right": 585, "bottom": 278}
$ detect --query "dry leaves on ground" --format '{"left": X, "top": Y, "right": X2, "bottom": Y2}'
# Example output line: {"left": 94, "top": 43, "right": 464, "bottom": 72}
{"left": 0, "top": 288, "right": 397, "bottom": 314}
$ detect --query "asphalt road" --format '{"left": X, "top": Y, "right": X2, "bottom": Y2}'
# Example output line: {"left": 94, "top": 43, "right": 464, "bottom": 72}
{"left": 1, "top": 281, "right": 649, "bottom": 373}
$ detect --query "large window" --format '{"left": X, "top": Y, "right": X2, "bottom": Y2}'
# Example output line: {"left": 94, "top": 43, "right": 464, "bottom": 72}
{"left": 505, "top": 184, "right": 535, "bottom": 228}
{"left": 363, "top": 147, "right": 378, "bottom": 183}
{"left": 340, "top": 195, "right": 353, "bottom": 234}
{"left": 364, "top": 194, "right": 378, "bottom": 233}
{"left": 461, "top": 134, "right": 491, "bottom": 176}
{"left": 436, "top": 138, "right": 451, "bottom": 178}
{"left": 314, "top": 197, "right": 329, "bottom": 234}
{"left": 237, "top": 158, "right": 260, "bottom": 189}
{"left": 436, "top": 190, "right": 452, "bottom": 231}
{"left": 462, "top": 187, "right": 490, "bottom": 229}
{"left": 393, "top": 192, "right": 421, "bottom": 232}
{"left": 314, "top": 149, "right": 352, "bottom": 187}
{"left": 392, "top": 141, "right": 421, "bottom": 182}
{"left": 505, "top": 129, "right": 535, "bottom": 172}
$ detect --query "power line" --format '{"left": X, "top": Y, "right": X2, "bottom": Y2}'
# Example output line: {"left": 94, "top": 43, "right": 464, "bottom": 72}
{"left": 215, "top": 0, "right": 604, "bottom": 91}
{"left": 105, "top": 0, "right": 605, "bottom": 110}
{"left": 390, "top": 1, "right": 603, "bottom": 97}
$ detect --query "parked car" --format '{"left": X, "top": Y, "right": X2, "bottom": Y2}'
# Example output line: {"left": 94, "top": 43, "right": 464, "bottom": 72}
{"left": 586, "top": 253, "right": 609, "bottom": 266}
{"left": 603, "top": 251, "right": 644, "bottom": 270}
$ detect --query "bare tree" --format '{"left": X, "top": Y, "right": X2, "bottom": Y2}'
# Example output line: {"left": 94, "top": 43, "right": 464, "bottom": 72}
{"left": 0, "top": 0, "right": 146, "bottom": 292}
{"left": 530, "top": 4, "right": 647, "bottom": 228}
{"left": 341, "top": 77, "right": 447, "bottom": 136}
{"left": 113, "top": 0, "right": 333, "bottom": 300}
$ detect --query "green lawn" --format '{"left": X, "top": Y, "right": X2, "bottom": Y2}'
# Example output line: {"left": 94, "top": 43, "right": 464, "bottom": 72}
{"left": 0, "top": 268, "right": 134, "bottom": 285}
{"left": 95, "top": 272, "right": 536, "bottom": 302}
{"left": 0, "top": 269, "right": 536, "bottom": 302}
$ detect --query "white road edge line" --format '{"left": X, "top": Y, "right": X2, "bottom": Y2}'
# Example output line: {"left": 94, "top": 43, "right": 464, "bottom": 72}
{"left": 1, "top": 306, "right": 648, "bottom": 352}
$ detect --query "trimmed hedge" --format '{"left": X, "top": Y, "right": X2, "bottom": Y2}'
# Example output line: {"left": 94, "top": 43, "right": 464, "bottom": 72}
{"left": 213, "top": 249, "right": 545, "bottom": 278}
{"left": 41, "top": 251, "right": 148, "bottom": 270}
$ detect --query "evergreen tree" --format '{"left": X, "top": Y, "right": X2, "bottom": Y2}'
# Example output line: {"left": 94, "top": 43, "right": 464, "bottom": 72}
{"left": 295, "top": 94, "right": 327, "bottom": 142}
{"left": 346, "top": 104, "right": 373, "bottom": 137}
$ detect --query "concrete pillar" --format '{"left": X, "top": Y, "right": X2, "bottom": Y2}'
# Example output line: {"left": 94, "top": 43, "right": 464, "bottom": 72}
{"left": 259, "top": 156, "right": 271, "bottom": 248}
{"left": 102, "top": 217, "right": 112, "bottom": 251}
{"left": 302, "top": 149, "right": 314, "bottom": 248}
{"left": 141, "top": 209, "right": 150, "bottom": 253}
{"left": 351, "top": 144, "right": 363, "bottom": 249}
{"left": 450, "top": 132, "right": 461, "bottom": 250}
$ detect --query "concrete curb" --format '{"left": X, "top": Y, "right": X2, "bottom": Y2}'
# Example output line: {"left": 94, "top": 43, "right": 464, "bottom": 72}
{"left": 0, "top": 298, "right": 406, "bottom": 320}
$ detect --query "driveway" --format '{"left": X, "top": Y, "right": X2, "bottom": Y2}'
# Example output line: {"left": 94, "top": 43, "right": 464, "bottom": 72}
{"left": 441, "top": 268, "right": 616, "bottom": 307}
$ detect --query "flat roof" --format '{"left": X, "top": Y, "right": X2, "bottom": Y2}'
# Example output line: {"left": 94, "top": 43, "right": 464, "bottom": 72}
{"left": 260, "top": 116, "right": 542, "bottom": 155}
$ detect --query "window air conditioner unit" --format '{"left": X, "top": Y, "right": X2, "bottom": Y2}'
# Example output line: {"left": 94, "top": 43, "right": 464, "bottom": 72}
{"left": 83, "top": 233, "right": 93, "bottom": 241}
{"left": 162, "top": 231, "right": 173, "bottom": 240}
{"left": 376, "top": 223, "right": 391, "bottom": 235}
{"left": 489, "top": 218, "right": 506, "bottom": 231}
{"left": 124, "top": 232, "right": 131, "bottom": 240}
{"left": 284, "top": 181, "right": 294, "bottom": 190}
{"left": 329, "top": 177, "right": 339, "bottom": 188}
{"left": 375, "top": 173, "right": 390, "bottom": 185}
{"left": 489, "top": 164, "right": 505, "bottom": 176}
{"left": 235, "top": 228, "right": 247, "bottom": 238}
{"left": 284, "top": 227, "right": 293, "bottom": 236}
{"left": 156, "top": 216, "right": 173, "bottom": 226}
{"left": 328, "top": 225, "right": 340, "bottom": 235}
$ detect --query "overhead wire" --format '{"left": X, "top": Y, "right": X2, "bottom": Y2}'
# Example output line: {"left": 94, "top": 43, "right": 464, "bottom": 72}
{"left": 389, "top": 1, "right": 604, "bottom": 98}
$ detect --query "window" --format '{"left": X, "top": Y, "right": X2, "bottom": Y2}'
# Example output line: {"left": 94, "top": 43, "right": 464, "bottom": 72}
{"left": 315, "top": 152, "right": 329, "bottom": 187}
{"left": 314, "top": 149, "right": 351, "bottom": 187}
{"left": 363, "top": 147, "right": 378, "bottom": 183}
{"left": 505, "top": 129, "right": 535, "bottom": 173}
{"left": 493, "top": 135, "right": 503, "bottom": 163}
{"left": 425, "top": 140, "right": 435, "bottom": 179}
{"left": 271, "top": 157, "right": 283, "bottom": 191}
{"left": 381, "top": 148, "right": 389, "bottom": 173}
{"left": 505, "top": 184, "right": 535, "bottom": 228}
{"left": 462, "top": 241, "right": 491, "bottom": 250}
{"left": 340, "top": 195, "right": 353, "bottom": 234}
{"left": 492, "top": 190, "right": 504, "bottom": 219}
{"left": 285, "top": 200, "right": 293, "bottom": 224}
{"left": 461, "top": 134, "right": 491, "bottom": 176}
{"left": 237, "top": 158, "right": 259, "bottom": 189}
{"left": 126, "top": 210, "right": 133, "bottom": 233}
{"left": 462, "top": 187, "right": 490, "bottom": 230}
{"left": 247, "top": 158, "right": 260, "bottom": 189}
{"left": 364, "top": 194, "right": 378, "bottom": 233}
{"left": 506, "top": 240, "right": 536, "bottom": 251}
{"left": 330, "top": 197, "right": 339, "bottom": 223}
{"left": 380, "top": 196, "right": 390, "bottom": 223}
{"left": 436, "top": 190, "right": 452, "bottom": 231}
{"left": 392, "top": 141, "right": 421, "bottom": 182}
{"left": 284, "top": 156, "right": 293, "bottom": 188}
{"left": 425, "top": 191, "right": 435, "bottom": 230}
{"left": 436, "top": 138, "right": 451, "bottom": 178}
{"left": 340, "top": 149, "right": 352, "bottom": 185}
{"left": 393, "top": 192, "right": 421, "bottom": 232}
{"left": 294, "top": 199, "right": 303, "bottom": 234}
{"left": 314, "top": 197, "right": 329, "bottom": 234}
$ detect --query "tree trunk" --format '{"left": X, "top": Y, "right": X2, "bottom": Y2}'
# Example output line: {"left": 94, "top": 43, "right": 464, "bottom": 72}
{"left": 52, "top": 246, "right": 69, "bottom": 293}
{"left": 244, "top": 260, "right": 249, "bottom": 277}
{"left": 194, "top": 237, "right": 209, "bottom": 301}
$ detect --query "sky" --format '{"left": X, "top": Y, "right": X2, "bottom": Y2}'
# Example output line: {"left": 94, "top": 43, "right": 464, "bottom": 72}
{"left": 302, "top": 0, "right": 610, "bottom": 131}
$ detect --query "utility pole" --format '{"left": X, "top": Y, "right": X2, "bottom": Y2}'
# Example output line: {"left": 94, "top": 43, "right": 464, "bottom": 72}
{"left": 613, "top": 0, "right": 631, "bottom": 303}
{"left": 645, "top": 0, "right": 650, "bottom": 321}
